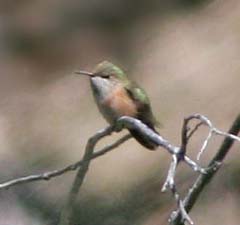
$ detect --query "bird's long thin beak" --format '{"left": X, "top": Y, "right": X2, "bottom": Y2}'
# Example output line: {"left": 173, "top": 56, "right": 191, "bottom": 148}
{"left": 74, "top": 70, "right": 94, "bottom": 77}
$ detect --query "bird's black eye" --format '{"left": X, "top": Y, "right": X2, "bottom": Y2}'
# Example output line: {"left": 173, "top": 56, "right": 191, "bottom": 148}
{"left": 94, "top": 72, "right": 110, "bottom": 79}
{"left": 101, "top": 75, "right": 110, "bottom": 79}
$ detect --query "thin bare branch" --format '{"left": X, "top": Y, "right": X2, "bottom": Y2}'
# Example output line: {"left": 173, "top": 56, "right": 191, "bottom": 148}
{"left": 162, "top": 156, "right": 194, "bottom": 224}
{"left": 59, "top": 125, "right": 115, "bottom": 225}
{"left": 58, "top": 115, "right": 240, "bottom": 225}
{"left": 187, "top": 122, "right": 204, "bottom": 141}
{"left": 162, "top": 155, "right": 178, "bottom": 192}
{"left": 1, "top": 114, "right": 239, "bottom": 225}
{"left": 183, "top": 114, "right": 240, "bottom": 161}
{"left": 170, "top": 114, "right": 240, "bottom": 225}
{"left": 0, "top": 134, "right": 132, "bottom": 190}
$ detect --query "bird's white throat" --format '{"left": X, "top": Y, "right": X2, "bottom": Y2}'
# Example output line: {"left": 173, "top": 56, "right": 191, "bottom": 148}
{"left": 90, "top": 77, "right": 116, "bottom": 101}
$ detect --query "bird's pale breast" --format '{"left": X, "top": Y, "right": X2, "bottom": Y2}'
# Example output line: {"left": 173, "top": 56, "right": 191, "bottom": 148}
{"left": 103, "top": 85, "right": 137, "bottom": 118}
{"left": 91, "top": 77, "right": 137, "bottom": 124}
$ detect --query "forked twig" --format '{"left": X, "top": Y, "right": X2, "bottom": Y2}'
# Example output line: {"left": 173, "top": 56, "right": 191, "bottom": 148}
{"left": 170, "top": 114, "right": 240, "bottom": 225}
{"left": 0, "top": 114, "right": 239, "bottom": 225}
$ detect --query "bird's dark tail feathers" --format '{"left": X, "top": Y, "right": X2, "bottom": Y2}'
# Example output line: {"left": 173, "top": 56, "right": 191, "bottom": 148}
{"left": 129, "top": 127, "right": 159, "bottom": 150}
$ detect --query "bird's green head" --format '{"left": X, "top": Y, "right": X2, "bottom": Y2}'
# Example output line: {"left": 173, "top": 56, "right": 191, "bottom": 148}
{"left": 75, "top": 61, "right": 129, "bottom": 84}
{"left": 93, "top": 61, "right": 128, "bottom": 81}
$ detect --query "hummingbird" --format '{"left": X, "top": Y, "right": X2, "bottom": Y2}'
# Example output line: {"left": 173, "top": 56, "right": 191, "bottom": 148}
{"left": 75, "top": 61, "right": 159, "bottom": 150}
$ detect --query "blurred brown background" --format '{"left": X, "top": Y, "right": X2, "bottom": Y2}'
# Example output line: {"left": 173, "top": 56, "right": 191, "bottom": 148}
{"left": 0, "top": 0, "right": 240, "bottom": 224}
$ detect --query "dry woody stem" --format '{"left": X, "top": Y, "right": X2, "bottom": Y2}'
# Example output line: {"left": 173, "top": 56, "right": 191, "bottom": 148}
{"left": 170, "top": 114, "right": 240, "bottom": 225}
{"left": 0, "top": 114, "right": 239, "bottom": 225}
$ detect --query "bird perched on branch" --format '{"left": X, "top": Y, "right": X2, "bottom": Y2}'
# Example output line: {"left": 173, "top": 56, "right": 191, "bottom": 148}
{"left": 75, "top": 61, "right": 159, "bottom": 150}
